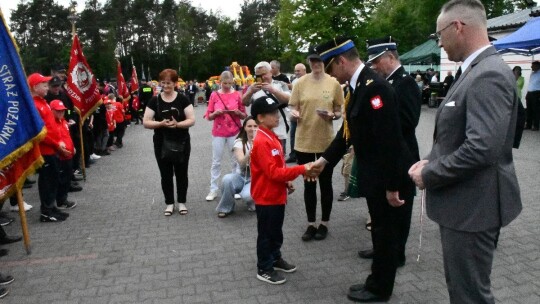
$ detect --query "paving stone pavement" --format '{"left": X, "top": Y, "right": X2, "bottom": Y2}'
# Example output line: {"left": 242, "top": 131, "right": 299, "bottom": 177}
{"left": 0, "top": 105, "right": 538, "bottom": 304}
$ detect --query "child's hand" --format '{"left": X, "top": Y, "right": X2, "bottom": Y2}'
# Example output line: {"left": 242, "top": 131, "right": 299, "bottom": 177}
{"left": 287, "top": 181, "right": 295, "bottom": 194}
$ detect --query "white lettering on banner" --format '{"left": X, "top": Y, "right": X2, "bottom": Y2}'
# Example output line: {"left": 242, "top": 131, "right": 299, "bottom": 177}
{"left": 0, "top": 64, "right": 21, "bottom": 145}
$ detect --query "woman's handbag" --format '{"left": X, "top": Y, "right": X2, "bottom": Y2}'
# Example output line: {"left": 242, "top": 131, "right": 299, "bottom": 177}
{"left": 161, "top": 136, "right": 186, "bottom": 163}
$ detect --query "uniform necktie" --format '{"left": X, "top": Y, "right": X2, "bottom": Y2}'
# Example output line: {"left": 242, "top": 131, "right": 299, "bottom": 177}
{"left": 343, "top": 85, "right": 353, "bottom": 143}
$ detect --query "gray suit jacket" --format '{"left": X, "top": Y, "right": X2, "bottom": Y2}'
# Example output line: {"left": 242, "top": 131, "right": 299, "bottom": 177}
{"left": 422, "top": 46, "right": 522, "bottom": 232}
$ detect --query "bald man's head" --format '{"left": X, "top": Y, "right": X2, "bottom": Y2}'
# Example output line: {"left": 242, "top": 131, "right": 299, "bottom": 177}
{"left": 294, "top": 63, "right": 307, "bottom": 78}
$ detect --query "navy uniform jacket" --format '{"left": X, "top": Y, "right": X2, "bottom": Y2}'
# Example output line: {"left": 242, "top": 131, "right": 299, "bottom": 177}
{"left": 387, "top": 66, "right": 422, "bottom": 195}
{"left": 323, "top": 67, "right": 413, "bottom": 198}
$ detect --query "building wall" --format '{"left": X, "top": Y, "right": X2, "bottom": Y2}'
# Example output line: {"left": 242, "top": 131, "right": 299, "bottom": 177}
{"left": 439, "top": 28, "right": 536, "bottom": 102}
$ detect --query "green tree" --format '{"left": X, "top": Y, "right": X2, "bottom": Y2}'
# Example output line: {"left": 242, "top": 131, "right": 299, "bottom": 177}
{"left": 277, "top": 0, "right": 377, "bottom": 59}
{"left": 10, "top": 0, "right": 72, "bottom": 74}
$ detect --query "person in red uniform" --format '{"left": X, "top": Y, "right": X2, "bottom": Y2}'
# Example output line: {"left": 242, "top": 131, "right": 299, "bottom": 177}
{"left": 105, "top": 98, "right": 117, "bottom": 153}
{"left": 28, "top": 73, "right": 71, "bottom": 222}
{"left": 49, "top": 100, "right": 77, "bottom": 210}
{"left": 113, "top": 97, "right": 126, "bottom": 148}
{"left": 249, "top": 96, "right": 317, "bottom": 285}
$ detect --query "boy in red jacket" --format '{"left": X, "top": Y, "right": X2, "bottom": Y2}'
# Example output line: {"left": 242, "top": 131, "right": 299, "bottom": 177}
{"left": 50, "top": 100, "right": 77, "bottom": 210}
{"left": 250, "top": 96, "right": 316, "bottom": 285}
{"left": 28, "top": 73, "right": 71, "bottom": 222}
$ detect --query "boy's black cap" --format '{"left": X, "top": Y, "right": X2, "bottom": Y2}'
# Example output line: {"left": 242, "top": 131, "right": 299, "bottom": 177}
{"left": 251, "top": 96, "right": 280, "bottom": 118}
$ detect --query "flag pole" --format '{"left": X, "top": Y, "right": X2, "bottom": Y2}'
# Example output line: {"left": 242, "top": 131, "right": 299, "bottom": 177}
{"left": 78, "top": 112, "right": 87, "bottom": 180}
{"left": 15, "top": 189, "right": 31, "bottom": 254}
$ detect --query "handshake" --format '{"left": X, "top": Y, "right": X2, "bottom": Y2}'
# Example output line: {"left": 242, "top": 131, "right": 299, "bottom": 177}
{"left": 302, "top": 158, "right": 326, "bottom": 182}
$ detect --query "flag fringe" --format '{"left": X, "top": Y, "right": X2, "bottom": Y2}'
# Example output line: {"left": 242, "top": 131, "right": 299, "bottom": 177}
{"left": 0, "top": 128, "right": 46, "bottom": 170}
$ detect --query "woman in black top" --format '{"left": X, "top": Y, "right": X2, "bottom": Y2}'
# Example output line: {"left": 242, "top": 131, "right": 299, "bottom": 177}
{"left": 143, "top": 69, "right": 195, "bottom": 216}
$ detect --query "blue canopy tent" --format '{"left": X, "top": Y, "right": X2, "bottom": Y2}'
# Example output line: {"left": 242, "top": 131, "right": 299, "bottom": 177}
{"left": 493, "top": 17, "right": 540, "bottom": 55}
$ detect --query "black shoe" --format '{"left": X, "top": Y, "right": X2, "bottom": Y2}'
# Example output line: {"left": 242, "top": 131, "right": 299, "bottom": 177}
{"left": 25, "top": 178, "right": 36, "bottom": 185}
{"left": 314, "top": 224, "right": 328, "bottom": 240}
{"left": 347, "top": 287, "right": 390, "bottom": 302}
{"left": 285, "top": 157, "right": 297, "bottom": 163}
{"left": 72, "top": 175, "right": 84, "bottom": 181}
{"left": 349, "top": 283, "right": 365, "bottom": 292}
{"left": 301, "top": 225, "right": 318, "bottom": 241}
{"left": 273, "top": 258, "right": 297, "bottom": 273}
{"left": 338, "top": 192, "right": 350, "bottom": 201}
{"left": 52, "top": 208, "right": 70, "bottom": 219}
{"left": 256, "top": 269, "right": 286, "bottom": 285}
{"left": 40, "top": 213, "right": 65, "bottom": 222}
{"left": 0, "top": 235, "right": 22, "bottom": 245}
{"left": 101, "top": 150, "right": 111, "bottom": 156}
{"left": 69, "top": 184, "right": 83, "bottom": 192}
{"left": 0, "top": 249, "right": 8, "bottom": 257}
{"left": 0, "top": 288, "right": 8, "bottom": 299}
{"left": 0, "top": 274, "right": 14, "bottom": 286}
{"left": 358, "top": 249, "right": 374, "bottom": 259}
{"left": 23, "top": 182, "right": 33, "bottom": 189}
{"left": 57, "top": 200, "right": 77, "bottom": 209}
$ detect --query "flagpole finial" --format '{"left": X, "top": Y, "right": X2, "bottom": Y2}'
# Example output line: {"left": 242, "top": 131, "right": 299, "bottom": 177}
{"left": 67, "top": 1, "right": 79, "bottom": 36}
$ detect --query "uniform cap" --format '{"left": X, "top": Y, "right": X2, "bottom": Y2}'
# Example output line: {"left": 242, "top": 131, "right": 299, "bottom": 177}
{"left": 50, "top": 99, "right": 67, "bottom": 111}
{"left": 366, "top": 36, "right": 398, "bottom": 62}
{"left": 314, "top": 37, "right": 356, "bottom": 66}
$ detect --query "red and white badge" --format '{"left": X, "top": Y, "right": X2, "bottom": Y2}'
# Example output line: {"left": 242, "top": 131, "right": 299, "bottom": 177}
{"left": 370, "top": 95, "right": 383, "bottom": 110}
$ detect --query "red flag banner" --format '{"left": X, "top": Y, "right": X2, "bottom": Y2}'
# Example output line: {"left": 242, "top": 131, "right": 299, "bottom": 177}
{"left": 130, "top": 65, "right": 139, "bottom": 93}
{"left": 116, "top": 60, "right": 131, "bottom": 101}
{"left": 66, "top": 34, "right": 102, "bottom": 121}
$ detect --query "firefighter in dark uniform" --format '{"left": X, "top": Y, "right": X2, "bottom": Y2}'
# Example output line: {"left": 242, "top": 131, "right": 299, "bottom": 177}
{"left": 310, "top": 37, "right": 414, "bottom": 302}
{"left": 360, "top": 37, "right": 422, "bottom": 268}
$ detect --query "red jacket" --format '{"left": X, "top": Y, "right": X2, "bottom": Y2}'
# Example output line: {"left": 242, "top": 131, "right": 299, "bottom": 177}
{"left": 34, "top": 96, "right": 62, "bottom": 156}
{"left": 113, "top": 102, "right": 125, "bottom": 123}
{"left": 250, "top": 126, "right": 305, "bottom": 205}
{"left": 57, "top": 118, "right": 74, "bottom": 160}
{"left": 106, "top": 108, "right": 116, "bottom": 132}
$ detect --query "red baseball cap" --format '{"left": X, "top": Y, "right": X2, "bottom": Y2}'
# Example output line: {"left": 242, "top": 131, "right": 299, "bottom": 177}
{"left": 50, "top": 99, "right": 67, "bottom": 111}
{"left": 28, "top": 73, "right": 53, "bottom": 87}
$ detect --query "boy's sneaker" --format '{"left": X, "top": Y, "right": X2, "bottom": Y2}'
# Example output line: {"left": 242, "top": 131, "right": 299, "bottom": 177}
{"left": 0, "top": 288, "right": 8, "bottom": 299}
{"left": 57, "top": 200, "right": 77, "bottom": 209}
{"left": 273, "top": 258, "right": 296, "bottom": 273}
{"left": 40, "top": 213, "right": 65, "bottom": 222}
{"left": 256, "top": 269, "right": 286, "bottom": 285}
{"left": 338, "top": 192, "right": 350, "bottom": 201}
{"left": 0, "top": 273, "right": 14, "bottom": 285}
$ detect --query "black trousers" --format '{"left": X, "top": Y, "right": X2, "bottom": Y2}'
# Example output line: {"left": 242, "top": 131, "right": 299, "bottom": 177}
{"left": 256, "top": 204, "right": 285, "bottom": 271}
{"left": 57, "top": 159, "right": 73, "bottom": 204}
{"left": 525, "top": 91, "right": 540, "bottom": 129}
{"left": 154, "top": 139, "right": 190, "bottom": 204}
{"left": 296, "top": 151, "right": 334, "bottom": 222}
{"left": 364, "top": 194, "right": 409, "bottom": 297}
{"left": 38, "top": 155, "right": 60, "bottom": 213}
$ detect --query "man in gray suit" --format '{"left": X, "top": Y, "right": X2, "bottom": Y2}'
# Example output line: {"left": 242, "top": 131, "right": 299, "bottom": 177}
{"left": 408, "top": 1, "right": 522, "bottom": 303}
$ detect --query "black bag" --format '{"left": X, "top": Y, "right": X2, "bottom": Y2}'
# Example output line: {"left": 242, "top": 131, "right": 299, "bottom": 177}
{"left": 161, "top": 136, "right": 186, "bottom": 163}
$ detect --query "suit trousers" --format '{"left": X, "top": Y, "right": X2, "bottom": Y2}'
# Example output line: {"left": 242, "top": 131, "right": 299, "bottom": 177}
{"left": 440, "top": 225, "right": 500, "bottom": 304}
{"left": 525, "top": 91, "right": 540, "bottom": 129}
{"left": 364, "top": 194, "right": 401, "bottom": 297}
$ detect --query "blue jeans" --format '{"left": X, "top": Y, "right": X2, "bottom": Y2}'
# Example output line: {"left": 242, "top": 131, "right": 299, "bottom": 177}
{"left": 216, "top": 173, "right": 254, "bottom": 213}
{"left": 256, "top": 205, "right": 285, "bottom": 271}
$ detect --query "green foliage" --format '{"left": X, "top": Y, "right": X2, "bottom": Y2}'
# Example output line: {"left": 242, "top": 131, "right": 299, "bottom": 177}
{"left": 8, "top": 0, "right": 530, "bottom": 80}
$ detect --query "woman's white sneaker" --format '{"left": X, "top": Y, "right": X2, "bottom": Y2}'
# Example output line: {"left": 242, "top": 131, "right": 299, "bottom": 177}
{"left": 10, "top": 202, "right": 33, "bottom": 212}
